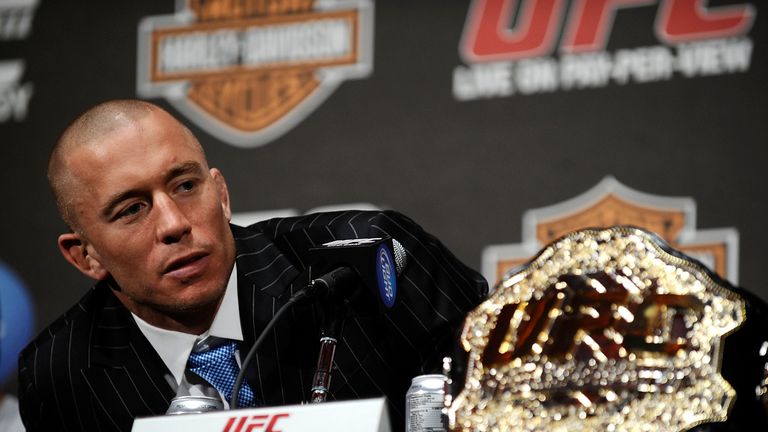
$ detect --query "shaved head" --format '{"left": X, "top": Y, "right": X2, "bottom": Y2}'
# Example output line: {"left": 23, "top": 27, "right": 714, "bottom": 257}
{"left": 48, "top": 100, "right": 202, "bottom": 229}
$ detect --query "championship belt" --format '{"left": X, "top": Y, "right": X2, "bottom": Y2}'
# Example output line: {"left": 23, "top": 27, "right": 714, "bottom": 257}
{"left": 449, "top": 226, "right": 768, "bottom": 431}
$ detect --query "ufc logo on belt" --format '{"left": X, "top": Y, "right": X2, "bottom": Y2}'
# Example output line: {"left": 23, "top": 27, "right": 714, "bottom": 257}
{"left": 482, "top": 271, "right": 704, "bottom": 366}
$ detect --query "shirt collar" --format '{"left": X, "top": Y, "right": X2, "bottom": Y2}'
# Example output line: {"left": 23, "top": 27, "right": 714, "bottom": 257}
{"left": 132, "top": 262, "right": 242, "bottom": 386}
{"left": 208, "top": 263, "right": 243, "bottom": 342}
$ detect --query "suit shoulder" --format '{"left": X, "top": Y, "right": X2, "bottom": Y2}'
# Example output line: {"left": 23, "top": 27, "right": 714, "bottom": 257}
{"left": 248, "top": 209, "right": 416, "bottom": 238}
{"left": 19, "top": 285, "right": 103, "bottom": 362}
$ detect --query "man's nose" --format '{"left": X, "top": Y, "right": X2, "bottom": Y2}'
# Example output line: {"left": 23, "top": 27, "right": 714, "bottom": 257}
{"left": 154, "top": 194, "right": 192, "bottom": 244}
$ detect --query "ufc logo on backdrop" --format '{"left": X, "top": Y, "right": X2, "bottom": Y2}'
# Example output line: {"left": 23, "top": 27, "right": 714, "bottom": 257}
{"left": 461, "top": 0, "right": 756, "bottom": 62}
{"left": 223, "top": 413, "right": 290, "bottom": 432}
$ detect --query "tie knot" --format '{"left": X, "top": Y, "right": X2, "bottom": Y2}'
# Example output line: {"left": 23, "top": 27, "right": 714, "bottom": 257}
{"left": 188, "top": 340, "right": 237, "bottom": 368}
{"left": 187, "top": 338, "right": 257, "bottom": 407}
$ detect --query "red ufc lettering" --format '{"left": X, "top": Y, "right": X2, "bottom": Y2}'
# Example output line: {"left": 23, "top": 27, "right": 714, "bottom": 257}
{"left": 223, "top": 413, "right": 290, "bottom": 432}
{"left": 657, "top": 0, "right": 755, "bottom": 43}
{"left": 560, "top": 0, "right": 655, "bottom": 53}
{"left": 462, "top": 0, "right": 756, "bottom": 61}
{"left": 461, "top": 0, "right": 567, "bottom": 62}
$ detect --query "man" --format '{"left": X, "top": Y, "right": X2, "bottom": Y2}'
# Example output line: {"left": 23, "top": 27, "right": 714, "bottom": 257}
{"left": 18, "top": 100, "right": 488, "bottom": 431}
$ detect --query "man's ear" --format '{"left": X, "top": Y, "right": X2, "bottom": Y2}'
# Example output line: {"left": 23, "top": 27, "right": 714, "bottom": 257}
{"left": 210, "top": 167, "right": 231, "bottom": 221}
{"left": 57, "top": 233, "right": 109, "bottom": 281}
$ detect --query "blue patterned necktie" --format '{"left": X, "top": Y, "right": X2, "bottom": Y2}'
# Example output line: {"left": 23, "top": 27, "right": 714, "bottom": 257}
{"left": 187, "top": 339, "right": 256, "bottom": 407}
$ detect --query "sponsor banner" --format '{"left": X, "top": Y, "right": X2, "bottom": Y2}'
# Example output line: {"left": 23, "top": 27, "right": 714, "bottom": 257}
{"left": 453, "top": 0, "right": 756, "bottom": 100}
{"left": 482, "top": 176, "right": 738, "bottom": 287}
{"left": 0, "top": 59, "right": 33, "bottom": 122}
{"left": 0, "top": 0, "right": 37, "bottom": 40}
{"left": 137, "top": 0, "right": 374, "bottom": 147}
{"left": 0, "top": 0, "right": 37, "bottom": 123}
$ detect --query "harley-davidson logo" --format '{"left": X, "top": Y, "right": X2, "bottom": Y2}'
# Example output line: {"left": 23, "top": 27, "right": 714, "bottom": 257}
{"left": 482, "top": 176, "right": 739, "bottom": 286}
{"left": 136, "top": 0, "right": 373, "bottom": 147}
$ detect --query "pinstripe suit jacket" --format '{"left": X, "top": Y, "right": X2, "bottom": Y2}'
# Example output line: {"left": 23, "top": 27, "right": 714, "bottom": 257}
{"left": 18, "top": 210, "right": 488, "bottom": 431}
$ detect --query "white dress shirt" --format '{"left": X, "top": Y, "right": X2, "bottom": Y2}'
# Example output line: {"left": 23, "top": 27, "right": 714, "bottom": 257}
{"left": 132, "top": 263, "right": 244, "bottom": 407}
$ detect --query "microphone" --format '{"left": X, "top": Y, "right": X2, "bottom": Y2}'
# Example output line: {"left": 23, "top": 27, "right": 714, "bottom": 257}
{"left": 301, "top": 237, "right": 407, "bottom": 312}
{"left": 231, "top": 237, "right": 408, "bottom": 409}
{"left": 298, "top": 237, "right": 407, "bottom": 403}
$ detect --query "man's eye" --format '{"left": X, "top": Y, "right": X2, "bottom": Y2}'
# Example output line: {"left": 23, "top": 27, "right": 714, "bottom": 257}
{"left": 178, "top": 180, "right": 195, "bottom": 192}
{"left": 117, "top": 203, "right": 143, "bottom": 219}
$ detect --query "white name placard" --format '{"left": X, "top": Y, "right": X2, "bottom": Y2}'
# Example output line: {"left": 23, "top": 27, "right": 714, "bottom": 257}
{"left": 132, "top": 398, "right": 391, "bottom": 432}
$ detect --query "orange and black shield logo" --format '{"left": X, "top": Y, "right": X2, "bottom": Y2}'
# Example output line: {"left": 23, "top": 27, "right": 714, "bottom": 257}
{"left": 137, "top": 0, "right": 373, "bottom": 147}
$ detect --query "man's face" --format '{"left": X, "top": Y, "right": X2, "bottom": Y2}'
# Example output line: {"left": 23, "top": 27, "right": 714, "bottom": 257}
{"left": 60, "top": 109, "right": 235, "bottom": 329}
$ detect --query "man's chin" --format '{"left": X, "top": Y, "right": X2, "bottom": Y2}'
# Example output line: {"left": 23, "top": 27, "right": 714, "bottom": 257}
{"left": 115, "top": 285, "right": 225, "bottom": 330}
{"left": 160, "top": 286, "right": 225, "bottom": 315}
{"left": 161, "top": 297, "right": 221, "bottom": 315}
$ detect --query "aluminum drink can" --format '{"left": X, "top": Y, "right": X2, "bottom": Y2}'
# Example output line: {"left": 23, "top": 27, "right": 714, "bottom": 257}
{"left": 405, "top": 374, "right": 447, "bottom": 432}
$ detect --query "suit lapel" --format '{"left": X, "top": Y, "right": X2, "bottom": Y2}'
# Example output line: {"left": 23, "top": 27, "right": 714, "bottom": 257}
{"left": 232, "top": 224, "right": 325, "bottom": 406}
{"left": 232, "top": 224, "right": 301, "bottom": 299}
{"left": 81, "top": 286, "right": 175, "bottom": 430}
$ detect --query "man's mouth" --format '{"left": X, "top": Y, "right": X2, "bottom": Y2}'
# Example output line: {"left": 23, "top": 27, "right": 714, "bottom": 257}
{"left": 164, "top": 252, "right": 210, "bottom": 278}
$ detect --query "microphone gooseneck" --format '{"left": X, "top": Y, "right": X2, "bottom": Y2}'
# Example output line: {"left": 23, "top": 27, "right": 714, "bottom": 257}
{"left": 230, "top": 291, "right": 309, "bottom": 409}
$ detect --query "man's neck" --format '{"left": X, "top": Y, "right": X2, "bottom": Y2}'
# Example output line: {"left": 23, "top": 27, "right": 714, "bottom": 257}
{"left": 114, "top": 291, "right": 222, "bottom": 335}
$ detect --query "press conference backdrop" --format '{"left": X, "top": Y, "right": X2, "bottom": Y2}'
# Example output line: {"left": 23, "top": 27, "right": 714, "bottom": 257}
{"left": 0, "top": 0, "right": 765, "bottom": 395}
